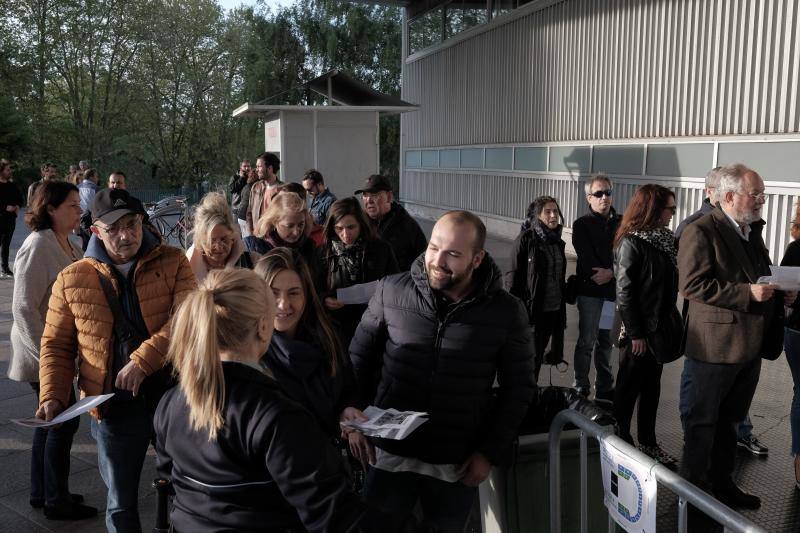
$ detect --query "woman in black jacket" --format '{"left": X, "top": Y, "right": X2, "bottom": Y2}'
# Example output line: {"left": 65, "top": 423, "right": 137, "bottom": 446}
{"left": 506, "top": 196, "right": 567, "bottom": 381}
{"left": 255, "top": 248, "right": 370, "bottom": 448}
{"left": 320, "top": 197, "right": 399, "bottom": 349}
{"left": 613, "top": 184, "right": 681, "bottom": 466}
{"left": 154, "top": 268, "right": 419, "bottom": 533}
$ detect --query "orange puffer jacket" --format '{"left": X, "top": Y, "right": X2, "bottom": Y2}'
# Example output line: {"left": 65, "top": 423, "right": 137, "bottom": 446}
{"left": 39, "top": 244, "right": 196, "bottom": 417}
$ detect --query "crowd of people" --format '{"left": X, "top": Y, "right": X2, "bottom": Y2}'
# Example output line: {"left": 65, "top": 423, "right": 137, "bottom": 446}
{"left": 0, "top": 153, "right": 796, "bottom": 531}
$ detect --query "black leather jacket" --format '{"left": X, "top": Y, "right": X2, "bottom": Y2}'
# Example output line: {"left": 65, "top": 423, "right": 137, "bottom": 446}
{"left": 614, "top": 234, "right": 678, "bottom": 340}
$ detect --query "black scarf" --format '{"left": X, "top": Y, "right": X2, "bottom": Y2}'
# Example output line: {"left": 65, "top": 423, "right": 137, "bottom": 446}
{"left": 532, "top": 219, "right": 563, "bottom": 244}
{"left": 267, "top": 229, "right": 306, "bottom": 249}
{"left": 330, "top": 238, "right": 366, "bottom": 285}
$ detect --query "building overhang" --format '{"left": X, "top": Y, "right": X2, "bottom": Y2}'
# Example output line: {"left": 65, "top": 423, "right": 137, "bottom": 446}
{"left": 231, "top": 103, "right": 417, "bottom": 119}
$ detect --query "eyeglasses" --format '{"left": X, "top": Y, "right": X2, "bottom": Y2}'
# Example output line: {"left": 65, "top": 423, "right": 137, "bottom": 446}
{"left": 590, "top": 189, "right": 613, "bottom": 198}
{"left": 738, "top": 191, "right": 766, "bottom": 201}
{"left": 361, "top": 192, "right": 386, "bottom": 201}
{"left": 208, "top": 236, "right": 234, "bottom": 248}
{"left": 94, "top": 216, "right": 142, "bottom": 236}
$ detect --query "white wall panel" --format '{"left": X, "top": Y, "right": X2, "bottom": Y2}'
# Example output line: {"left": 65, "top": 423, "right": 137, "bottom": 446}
{"left": 403, "top": 0, "right": 800, "bottom": 147}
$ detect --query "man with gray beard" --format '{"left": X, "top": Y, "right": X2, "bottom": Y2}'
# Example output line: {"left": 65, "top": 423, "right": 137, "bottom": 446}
{"left": 678, "top": 164, "right": 794, "bottom": 515}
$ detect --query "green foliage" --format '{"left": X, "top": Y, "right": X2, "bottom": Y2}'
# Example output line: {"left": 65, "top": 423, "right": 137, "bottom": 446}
{"left": 0, "top": 0, "right": 403, "bottom": 187}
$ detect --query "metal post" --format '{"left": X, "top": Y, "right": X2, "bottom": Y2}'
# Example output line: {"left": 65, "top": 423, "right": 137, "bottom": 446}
{"left": 580, "top": 431, "right": 588, "bottom": 533}
{"left": 548, "top": 413, "right": 565, "bottom": 533}
{"left": 678, "top": 496, "right": 688, "bottom": 533}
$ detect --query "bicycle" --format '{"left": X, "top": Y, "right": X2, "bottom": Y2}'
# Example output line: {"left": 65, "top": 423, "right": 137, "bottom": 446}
{"left": 147, "top": 196, "right": 193, "bottom": 249}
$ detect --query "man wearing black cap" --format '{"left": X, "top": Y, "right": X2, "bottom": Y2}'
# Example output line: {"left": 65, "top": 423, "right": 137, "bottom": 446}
{"left": 356, "top": 174, "right": 427, "bottom": 271}
{"left": 36, "top": 188, "right": 196, "bottom": 532}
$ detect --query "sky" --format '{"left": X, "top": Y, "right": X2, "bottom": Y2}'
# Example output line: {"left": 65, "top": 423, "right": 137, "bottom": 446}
{"left": 217, "top": 0, "right": 296, "bottom": 12}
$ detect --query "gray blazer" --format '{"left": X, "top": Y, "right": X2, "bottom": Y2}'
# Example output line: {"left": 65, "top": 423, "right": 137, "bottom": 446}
{"left": 8, "top": 229, "right": 82, "bottom": 382}
{"left": 678, "top": 208, "right": 774, "bottom": 365}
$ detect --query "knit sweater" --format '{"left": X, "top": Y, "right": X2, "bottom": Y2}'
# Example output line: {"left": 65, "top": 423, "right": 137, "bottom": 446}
{"left": 9, "top": 229, "right": 83, "bottom": 382}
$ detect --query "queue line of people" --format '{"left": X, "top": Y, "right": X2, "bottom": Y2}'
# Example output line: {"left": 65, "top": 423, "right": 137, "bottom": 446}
{"left": 506, "top": 163, "right": 800, "bottom": 530}
{"left": 5, "top": 152, "right": 798, "bottom": 532}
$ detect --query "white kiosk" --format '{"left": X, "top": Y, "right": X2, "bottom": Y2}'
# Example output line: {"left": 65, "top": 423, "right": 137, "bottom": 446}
{"left": 232, "top": 70, "right": 416, "bottom": 198}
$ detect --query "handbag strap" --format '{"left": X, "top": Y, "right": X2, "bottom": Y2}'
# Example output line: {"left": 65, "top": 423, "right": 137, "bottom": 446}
{"left": 95, "top": 269, "right": 147, "bottom": 342}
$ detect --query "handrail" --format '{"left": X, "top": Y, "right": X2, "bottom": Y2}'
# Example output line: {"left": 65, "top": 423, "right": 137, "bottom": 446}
{"left": 548, "top": 409, "right": 766, "bottom": 533}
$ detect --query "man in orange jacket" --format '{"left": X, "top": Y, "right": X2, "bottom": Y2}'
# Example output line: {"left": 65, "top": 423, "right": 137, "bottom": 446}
{"left": 36, "top": 188, "right": 196, "bottom": 532}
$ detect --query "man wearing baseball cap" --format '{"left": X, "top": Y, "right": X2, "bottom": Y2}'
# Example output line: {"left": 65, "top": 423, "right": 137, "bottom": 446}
{"left": 36, "top": 188, "right": 196, "bottom": 532}
{"left": 356, "top": 174, "right": 427, "bottom": 271}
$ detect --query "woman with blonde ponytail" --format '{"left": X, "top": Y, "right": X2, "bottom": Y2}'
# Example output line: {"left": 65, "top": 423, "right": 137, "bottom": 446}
{"left": 153, "top": 269, "right": 414, "bottom": 532}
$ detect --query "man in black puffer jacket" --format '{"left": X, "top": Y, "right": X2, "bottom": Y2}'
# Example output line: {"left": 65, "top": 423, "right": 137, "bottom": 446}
{"left": 349, "top": 210, "right": 535, "bottom": 532}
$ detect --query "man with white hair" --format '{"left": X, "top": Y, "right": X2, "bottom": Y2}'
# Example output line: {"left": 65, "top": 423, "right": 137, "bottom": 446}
{"left": 678, "top": 164, "right": 793, "bottom": 513}
{"left": 676, "top": 166, "right": 769, "bottom": 458}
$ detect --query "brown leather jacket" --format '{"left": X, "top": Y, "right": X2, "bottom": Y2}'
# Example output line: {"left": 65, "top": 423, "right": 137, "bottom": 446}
{"left": 38, "top": 243, "right": 196, "bottom": 417}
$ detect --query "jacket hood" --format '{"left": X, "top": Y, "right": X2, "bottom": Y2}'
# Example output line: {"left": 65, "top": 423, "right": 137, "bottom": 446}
{"left": 85, "top": 225, "right": 160, "bottom": 266}
{"left": 410, "top": 251, "right": 503, "bottom": 303}
{"left": 265, "top": 332, "right": 324, "bottom": 379}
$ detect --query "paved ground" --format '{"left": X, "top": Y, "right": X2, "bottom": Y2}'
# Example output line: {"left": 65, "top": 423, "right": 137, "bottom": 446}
{"left": 0, "top": 214, "right": 796, "bottom": 531}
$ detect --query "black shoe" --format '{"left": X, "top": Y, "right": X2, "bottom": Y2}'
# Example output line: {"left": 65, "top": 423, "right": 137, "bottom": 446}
{"left": 43, "top": 501, "right": 97, "bottom": 520}
{"left": 30, "top": 493, "right": 85, "bottom": 508}
{"left": 1, "top": 268, "right": 12, "bottom": 277}
{"left": 737, "top": 435, "right": 769, "bottom": 456}
{"left": 574, "top": 386, "right": 590, "bottom": 398}
{"left": 712, "top": 481, "right": 761, "bottom": 509}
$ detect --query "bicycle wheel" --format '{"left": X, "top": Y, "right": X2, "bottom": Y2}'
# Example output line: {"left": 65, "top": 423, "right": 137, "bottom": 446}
{"left": 151, "top": 216, "right": 169, "bottom": 243}
{"left": 177, "top": 216, "right": 187, "bottom": 248}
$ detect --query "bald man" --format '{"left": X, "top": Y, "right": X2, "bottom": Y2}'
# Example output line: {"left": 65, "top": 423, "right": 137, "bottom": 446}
{"left": 348, "top": 210, "right": 535, "bottom": 532}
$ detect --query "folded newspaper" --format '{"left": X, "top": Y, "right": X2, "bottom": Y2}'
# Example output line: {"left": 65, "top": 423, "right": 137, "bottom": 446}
{"left": 340, "top": 406, "right": 428, "bottom": 440}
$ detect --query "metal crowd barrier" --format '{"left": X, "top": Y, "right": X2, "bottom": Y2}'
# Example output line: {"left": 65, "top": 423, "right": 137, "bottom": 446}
{"left": 548, "top": 409, "right": 766, "bottom": 533}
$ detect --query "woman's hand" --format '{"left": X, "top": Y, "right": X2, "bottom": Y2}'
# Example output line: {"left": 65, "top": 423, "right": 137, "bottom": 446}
{"left": 340, "top": 407, "right": 375, "bottom": 469}
{"left": 631, "top": 338, "right": 648, "bottom": 356}
{"left": 325, "top": 297, "right": 345, "bottom": 310}
{"left": 347, "top": 431, "right": 375, "bottom": 470}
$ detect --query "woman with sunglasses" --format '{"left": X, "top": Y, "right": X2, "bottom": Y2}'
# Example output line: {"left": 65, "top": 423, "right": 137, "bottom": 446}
{"left": 186, "top": 192, "right": 257, "bottom": 283}
{"left": 506, "top": 195, "right": 567, "bottom": 382}
{"left": 613, "top": 184, "right": 681, "bottom": 466}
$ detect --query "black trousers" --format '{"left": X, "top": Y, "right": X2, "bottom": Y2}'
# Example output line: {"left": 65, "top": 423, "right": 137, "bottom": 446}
{"left": 532, "top": 310, "right": 560, "bottom": 381}
{"left": 614, "top": 343, "right": 663, "bottom": 446}
{"left": 0, "top": 218, "right": 14, "bottom": 270}
{"left": 679, "top": 357, "right": 761, "bottom": 487}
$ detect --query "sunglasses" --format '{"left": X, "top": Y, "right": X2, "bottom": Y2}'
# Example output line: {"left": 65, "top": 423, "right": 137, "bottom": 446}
{"left": 666, "top": 206, "right": 677, "bottom": 213}
{"left": 590, "top": 189, "right": 613, "bottom": 198}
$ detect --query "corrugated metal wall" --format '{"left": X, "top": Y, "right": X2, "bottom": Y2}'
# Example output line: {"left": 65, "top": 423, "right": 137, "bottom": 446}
{"left": 400, "top": 0, "right": 800, "bottom": 262}
{"left": 403, "top": 0, "right": 800, "bottom": 147}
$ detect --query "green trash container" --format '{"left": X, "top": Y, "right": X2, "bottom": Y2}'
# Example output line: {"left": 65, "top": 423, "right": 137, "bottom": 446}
{"left": 479, "top": 429, "right": 610, "bottom": 533}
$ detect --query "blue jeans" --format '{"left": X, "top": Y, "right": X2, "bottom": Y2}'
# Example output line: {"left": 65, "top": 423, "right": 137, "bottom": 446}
{"left": 785, "top": 328, "right": 800, "bottom": 455}
{"left": 679, "top": 359, "right": 754, "bottom": 440}
{"left": 363, "top": 467, "right": 477, "bottom": 533}
{"left": 572, "top": 296, "right": 614, "bottom": 393}
{"left": 30, "top": 383, "right": 79, "bottom": 505}
{"left": 91, "top": 401, "right": 152, "bottom": 533}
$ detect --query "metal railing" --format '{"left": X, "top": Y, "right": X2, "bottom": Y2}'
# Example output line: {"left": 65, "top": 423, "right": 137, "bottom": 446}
{"left": 548, "top": 410, "right": 766, "bottom": 533}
